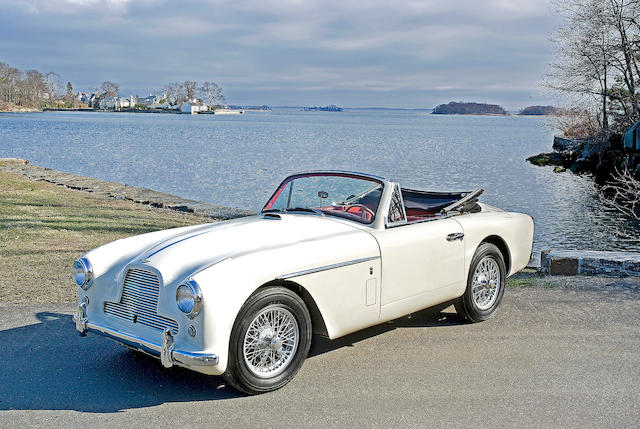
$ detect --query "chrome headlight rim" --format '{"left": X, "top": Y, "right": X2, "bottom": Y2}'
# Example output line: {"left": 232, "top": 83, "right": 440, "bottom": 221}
{"left": 74, "top": 257, "right": 93, "bottom": 289}
{"left": 73, "top": 257, "right": 93, "bottom": 290}
{"left": 176, "top": 279, "right": 202, "bottom": 319}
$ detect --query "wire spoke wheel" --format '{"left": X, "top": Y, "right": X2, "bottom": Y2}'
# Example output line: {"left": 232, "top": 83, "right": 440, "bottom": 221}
{"left": 242, "top": 305, "right": 299, "bottom": 378}
{"left": 471, "top": 256, "right": 501, "bottom": 311}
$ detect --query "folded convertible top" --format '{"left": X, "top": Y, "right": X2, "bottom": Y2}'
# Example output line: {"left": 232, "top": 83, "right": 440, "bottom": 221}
{"left": 401, "top": 188, "right": 483, "bottom": 214}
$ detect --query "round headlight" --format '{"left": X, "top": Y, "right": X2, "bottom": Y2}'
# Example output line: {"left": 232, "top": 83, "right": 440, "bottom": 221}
{"left": 176, "top": 280, "right": 202, "bottom": 318}
{"left": 73, "top": 257, "right": 93, "bottom": 290}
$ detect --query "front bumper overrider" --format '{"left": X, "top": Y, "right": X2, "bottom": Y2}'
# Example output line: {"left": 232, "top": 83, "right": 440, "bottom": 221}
{"left": 73, "top": 303, "right": 218, "bottom": 369}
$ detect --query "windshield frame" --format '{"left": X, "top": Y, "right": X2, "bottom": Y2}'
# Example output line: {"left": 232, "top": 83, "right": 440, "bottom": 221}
{"left": 262, "top": 172, "right": 386, "bottom": 225}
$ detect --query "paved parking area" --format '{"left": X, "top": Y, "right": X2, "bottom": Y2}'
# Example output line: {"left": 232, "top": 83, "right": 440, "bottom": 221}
{"left": 1, "top": 283, "right": 639, "bottom": 428}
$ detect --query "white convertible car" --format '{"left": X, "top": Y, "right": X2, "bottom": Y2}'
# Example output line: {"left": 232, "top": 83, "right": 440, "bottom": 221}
{"left": 73, "top": 171, "right": 533, "bottom": 394}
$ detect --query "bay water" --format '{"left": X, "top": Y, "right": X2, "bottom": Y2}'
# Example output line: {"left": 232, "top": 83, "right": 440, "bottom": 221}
{"left": 2, "top": 109, "right": 638, "bottom": 258}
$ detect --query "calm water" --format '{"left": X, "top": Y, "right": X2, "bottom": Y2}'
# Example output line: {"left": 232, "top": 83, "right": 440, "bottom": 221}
{"left": 1, "top": 109, "right": 639, "bottom": 258}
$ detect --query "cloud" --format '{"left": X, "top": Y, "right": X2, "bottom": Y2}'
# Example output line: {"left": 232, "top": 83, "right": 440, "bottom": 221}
{"left": 0, "top": 0, "right": 559, "bottom": 108}
{"left": 15, "top": 0, "right": 136, "bottom": 14}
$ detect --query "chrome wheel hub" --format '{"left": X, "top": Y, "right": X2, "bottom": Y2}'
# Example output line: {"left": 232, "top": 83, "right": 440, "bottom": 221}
{"left": 472, "top": 256, "right": 500, "bottom": 310}
{"left": 243, "top": 305, "right": 299, "bottom": 378}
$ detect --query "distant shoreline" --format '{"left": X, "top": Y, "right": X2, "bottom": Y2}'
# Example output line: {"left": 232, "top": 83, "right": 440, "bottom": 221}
{"left": 1, "top": 107, "right": 560, "bottom": 116}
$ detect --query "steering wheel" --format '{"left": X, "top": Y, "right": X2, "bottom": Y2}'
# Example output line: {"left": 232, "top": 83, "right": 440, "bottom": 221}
{"left": 346, "top": 204, "right": 375, "bottom": 221}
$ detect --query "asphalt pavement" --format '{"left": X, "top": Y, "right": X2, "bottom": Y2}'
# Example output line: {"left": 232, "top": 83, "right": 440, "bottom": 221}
{"left": 1, "top": 280, "right": 639, "bottom": 428}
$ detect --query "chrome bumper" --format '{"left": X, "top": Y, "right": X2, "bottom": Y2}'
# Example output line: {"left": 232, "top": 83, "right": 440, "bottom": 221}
{"left": 73, "top": 304, "right": 218, "bottom": 369}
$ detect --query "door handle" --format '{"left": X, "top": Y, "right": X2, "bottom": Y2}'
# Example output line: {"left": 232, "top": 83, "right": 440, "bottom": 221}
{"left": 446, "top": 232, "right": 464, "bottom": 241}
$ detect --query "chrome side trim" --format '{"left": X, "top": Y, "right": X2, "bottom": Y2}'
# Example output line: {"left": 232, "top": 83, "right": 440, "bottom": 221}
{"left": 276, "top": 256, "right": 380, "bottom": 280}
{"left": 73, "top": 316, "right": 219, "bottom": 367}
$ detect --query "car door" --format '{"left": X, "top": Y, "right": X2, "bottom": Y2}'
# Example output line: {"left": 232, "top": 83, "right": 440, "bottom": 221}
{"left": 371, "top": 185, "right": 466, "bottom": 320}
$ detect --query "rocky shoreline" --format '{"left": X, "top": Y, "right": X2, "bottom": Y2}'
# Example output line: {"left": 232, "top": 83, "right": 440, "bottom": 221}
{"left": 0, "top": 158, "right": 254, "bottom": 220}
{"left": 527, "top": 134, "right": 639, "bottom": 183}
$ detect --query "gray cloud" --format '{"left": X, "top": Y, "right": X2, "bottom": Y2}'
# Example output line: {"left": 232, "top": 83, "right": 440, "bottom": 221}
{"left": 0, "top": 0, "right": 560, "bottom": 108}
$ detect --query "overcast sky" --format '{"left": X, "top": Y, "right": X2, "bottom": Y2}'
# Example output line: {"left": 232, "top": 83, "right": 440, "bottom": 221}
{"left": 0, "top": 0, "right": 561, "bottom": 109}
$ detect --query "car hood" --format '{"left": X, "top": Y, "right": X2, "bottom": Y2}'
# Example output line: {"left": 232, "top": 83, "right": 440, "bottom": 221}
{"left": 127, "top": 214, "right": 369, "bottom": 285}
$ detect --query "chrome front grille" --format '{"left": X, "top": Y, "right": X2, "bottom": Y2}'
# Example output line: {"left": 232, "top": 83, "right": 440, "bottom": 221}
{"left": 104, "top": 268, "right": 178, "bottom": 334}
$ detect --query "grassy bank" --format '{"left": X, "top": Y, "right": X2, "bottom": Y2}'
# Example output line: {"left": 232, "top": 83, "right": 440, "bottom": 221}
{"left": 0, "top": 169, "right": 213, "bottom": 305}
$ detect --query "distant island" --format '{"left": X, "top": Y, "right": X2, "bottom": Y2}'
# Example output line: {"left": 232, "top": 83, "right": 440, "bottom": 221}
{"left": 518, "top": 105, "right": 562, "bottom": 116}
{"left": 432, "top": 101, "right": 507, "bottom": 115}
{"left": 303, "top": 105, "right": 343, "bottom": 112}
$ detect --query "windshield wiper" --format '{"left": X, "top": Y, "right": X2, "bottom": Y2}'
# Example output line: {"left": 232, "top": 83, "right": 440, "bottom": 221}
{"left": 261, "top": 208, "right": 283, "bottom": 213}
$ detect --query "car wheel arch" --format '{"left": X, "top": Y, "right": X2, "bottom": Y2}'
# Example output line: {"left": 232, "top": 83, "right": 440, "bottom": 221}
{"left": 250, "top": 279, "right": 329, "bottom": 337}
{"left": 478, "top": 235, "right": 511, "bottom": 275}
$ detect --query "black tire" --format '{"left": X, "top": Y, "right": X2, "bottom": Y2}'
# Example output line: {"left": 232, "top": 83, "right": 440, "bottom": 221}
{"left": 454, "top": 243, "right": 506, "bottom": 323}
{"left": 223, "top": 286, "right": 312, "bottom": 394}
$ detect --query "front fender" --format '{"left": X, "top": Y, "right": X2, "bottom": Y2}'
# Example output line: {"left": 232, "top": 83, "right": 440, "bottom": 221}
{"left": 192, "top": 228, "right": 381, "bottom": 373}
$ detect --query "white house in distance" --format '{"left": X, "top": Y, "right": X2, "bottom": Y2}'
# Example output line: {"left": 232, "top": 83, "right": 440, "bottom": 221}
{"left": 75, "top": 92, "right": 97, "bottom": 107}
{"left": 138, "top": 94, "right": 161, "bottom": 106}
{"left": 181, "top": 99, "right": 208, "bottom": 114}
{"left": 99, "top": 96, "right": 135, "bottom": 110}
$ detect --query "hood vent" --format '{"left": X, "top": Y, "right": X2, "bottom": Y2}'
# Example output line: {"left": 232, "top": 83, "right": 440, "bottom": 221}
{"left": 262, "top": 213, "right": 282, "bottom": 220}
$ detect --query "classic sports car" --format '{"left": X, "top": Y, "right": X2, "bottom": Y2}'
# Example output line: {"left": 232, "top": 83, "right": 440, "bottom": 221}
{"left": 73, "top": 171, "right": 534, "bottom": 394}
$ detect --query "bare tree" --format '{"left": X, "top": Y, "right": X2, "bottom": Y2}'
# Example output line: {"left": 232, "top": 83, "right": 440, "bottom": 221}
{"left": 547, "top": 0, "right": 613, "bottom": 134}
{"left": 23, "top": 70, "right": 47, "bottom": 107}
{"left": 162, "top": 82, "right": 186, "bottom": 104}
{"left": 547, "top": 0, "right": 640, "bottom": 135}
{"left": 101, "top": 81, "right": 119, "bottom": 97}
{"left": 44, "top": 72, "right": 59, "bottom": 105}
{"left": 183, "top": 80, "right": 197, "bottom": 101}
{"left": 199, "top": 81, "right": 225, "bottom": 107}
{"left": 599, "top": 165, "right": 640, "bottom": 219}
{"left": 0, "top": 62, "right": 21, "bottom": 105}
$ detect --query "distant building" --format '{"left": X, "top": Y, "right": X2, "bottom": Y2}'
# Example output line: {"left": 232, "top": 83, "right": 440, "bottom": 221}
{"left": 99, "top": 96, "right": 133, "bottom": 110}
{"left": 75, "top": 92, "right": 97, "bottom": 107}
{"left": 181, "top": 99, "right": 208, "bottom": 114}
{"left": 138, "top": 94, "right": 162, "bottom": 106}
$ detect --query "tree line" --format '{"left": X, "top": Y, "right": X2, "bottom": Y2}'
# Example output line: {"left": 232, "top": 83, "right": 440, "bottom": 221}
{"left": 548, "top": 0, "right": 640, "bottom": 138}
{"left": 161, "top": 81, "right": 225, "bottom": 107}
{"left": 0, "top": 62, "right": 59, "bottom": 108}
{"left": 0, "top": 60, "right": 225, "bottom": 109}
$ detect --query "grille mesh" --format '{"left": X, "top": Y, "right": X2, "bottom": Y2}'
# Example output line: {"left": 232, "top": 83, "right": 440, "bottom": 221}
{"left": 104, "top": 268, "right": 178, "bottom": 334}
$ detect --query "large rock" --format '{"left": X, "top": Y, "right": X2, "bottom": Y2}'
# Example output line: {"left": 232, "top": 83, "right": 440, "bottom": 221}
{"left": 553, "top": 136, "right": 584, "bottom": 152}
{"left": 541, "top": 249, "right": 640, "bottom": 277}
{"left": 581, "top": 139, "right": 608, "bottom": 158}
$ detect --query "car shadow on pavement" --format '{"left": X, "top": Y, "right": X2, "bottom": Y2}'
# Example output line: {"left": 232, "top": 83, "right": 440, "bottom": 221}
{"left": 0, "top": 305, "right": 465, "bottom": 412}
{"left": 309, "top": 303, "right": 464, "bottom": 357}
{"left": 0, "top": 311, "right": 241, "bottom": 413}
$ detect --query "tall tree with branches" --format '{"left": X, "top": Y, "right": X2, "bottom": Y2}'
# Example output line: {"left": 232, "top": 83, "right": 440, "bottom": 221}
{"left": 547, "top": 0, "right": 640, "bottom": 135}
{"left": 44, "top": 72, "right": 59, "bottom": 105}
{"left": 183, "top": 80, "right": 198, "bottom": 101}
{"left": 198, "top": 81, "right": 225, "bottom": 107}
{"left": 101, "top": 81, "right": 119, "bottom": 97}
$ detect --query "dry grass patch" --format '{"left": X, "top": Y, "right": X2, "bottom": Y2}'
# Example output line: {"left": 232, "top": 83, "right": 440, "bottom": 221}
{"left": 0, "top": 171, "right": 214, "bottom": 305}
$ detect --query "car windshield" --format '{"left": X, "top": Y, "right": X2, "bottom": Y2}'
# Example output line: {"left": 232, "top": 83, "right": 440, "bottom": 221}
{"left": 262, "top": 173, "right": 384, "bottom": 224}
